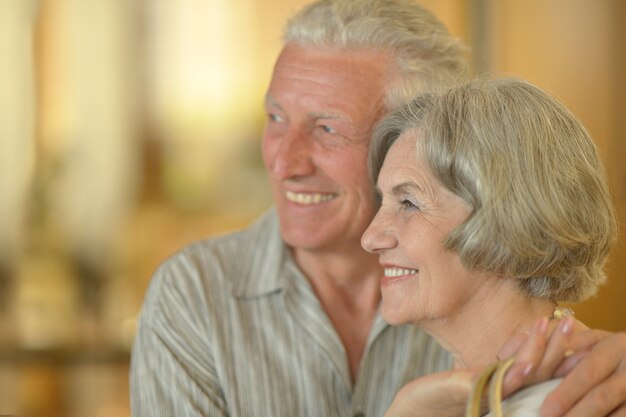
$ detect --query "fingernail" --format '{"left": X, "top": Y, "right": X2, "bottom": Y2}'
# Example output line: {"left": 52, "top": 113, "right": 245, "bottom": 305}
{"left": 522, "top": 363, "right": 534, "bottom": 376}
{"left": 559, "top": 317, "right": 573, "bottom": 334}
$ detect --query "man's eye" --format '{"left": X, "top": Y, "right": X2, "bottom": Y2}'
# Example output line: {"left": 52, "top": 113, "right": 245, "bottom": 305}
{"left": 268, "top": 113, "right": 284, "bottom": 123}
{"left": 319, "top": 124, "right": 336, "bottom": 134}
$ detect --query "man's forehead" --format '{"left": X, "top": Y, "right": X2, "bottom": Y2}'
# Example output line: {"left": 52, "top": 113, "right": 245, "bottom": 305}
{"left": 274, "top": 43, "right": 392, "bottom": 82}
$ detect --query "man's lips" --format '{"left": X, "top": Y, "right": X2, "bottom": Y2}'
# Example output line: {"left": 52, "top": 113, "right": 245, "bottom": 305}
{"left": 285, "top": 190, "right": 337, "bottom": 205}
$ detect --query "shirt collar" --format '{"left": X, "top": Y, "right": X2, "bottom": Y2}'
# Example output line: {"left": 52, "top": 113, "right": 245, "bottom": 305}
{"left": 229, "top": 208, "right": 292, "bottom": 298}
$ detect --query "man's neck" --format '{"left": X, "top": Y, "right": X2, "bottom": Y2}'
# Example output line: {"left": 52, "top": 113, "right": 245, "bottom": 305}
{"left": 292, "top": 245, "right": 382, "bottom": 382}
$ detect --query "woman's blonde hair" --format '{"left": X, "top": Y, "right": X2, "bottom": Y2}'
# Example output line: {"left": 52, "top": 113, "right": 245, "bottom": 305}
{"left": 370, "top": 78, "right": 617, "bottom": 302}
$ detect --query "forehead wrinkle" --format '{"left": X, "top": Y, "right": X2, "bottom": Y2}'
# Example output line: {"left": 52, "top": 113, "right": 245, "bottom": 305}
{"left": 274, "top": 65, "right": 350, "bottom": 90}
{"left": 272, "top": 67, "right": 383, "bottom": 115}
{"left": 278, "top": 57, "right": 364, "bottom": 81}
{"left": 392, "top": 181, "right": 423, "bottom": 196}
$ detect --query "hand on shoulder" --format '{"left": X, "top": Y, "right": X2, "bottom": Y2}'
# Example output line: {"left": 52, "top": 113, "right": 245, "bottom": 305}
{"left": 384, "top": 369, "right": 477, "bottom": 417}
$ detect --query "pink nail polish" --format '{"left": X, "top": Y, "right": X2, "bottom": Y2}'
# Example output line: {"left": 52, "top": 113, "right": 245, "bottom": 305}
{"left": 560, "top": 317, "right": 573, "bottom": 334}
{"left": 522, "top": 363, "right": 534, "bottom": 376}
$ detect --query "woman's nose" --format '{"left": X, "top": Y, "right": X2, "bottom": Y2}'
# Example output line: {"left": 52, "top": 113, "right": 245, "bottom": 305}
{"left": 361, "top": 210, "right": 397, "bottom": 254}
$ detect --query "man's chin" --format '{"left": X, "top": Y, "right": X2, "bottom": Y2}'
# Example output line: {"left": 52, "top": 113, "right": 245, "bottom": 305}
{"left": 280, "top": 229, "right": 326, "bottom": 251}
{"left": 279, "top": 222, "right": 343, "bottom": 252}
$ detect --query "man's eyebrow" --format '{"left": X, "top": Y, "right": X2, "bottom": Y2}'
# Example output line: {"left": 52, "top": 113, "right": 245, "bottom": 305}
{"left": 264, "top": 96, "right": 342, "bottom": 120}
{"left": 310, "top": 111, "right": 345, "bottom": 120}
{"left": 265, "top": 95, "right": 283, "bottom": 110}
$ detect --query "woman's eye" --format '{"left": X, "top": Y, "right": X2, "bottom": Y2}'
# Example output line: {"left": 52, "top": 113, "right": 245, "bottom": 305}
{"left": 400, "top": 199, "right": 420, "bottom": 211}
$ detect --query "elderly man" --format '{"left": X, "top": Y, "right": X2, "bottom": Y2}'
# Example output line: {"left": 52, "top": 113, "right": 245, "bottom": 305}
{"left": 131, "top": 1, "right": 626, "bottom": 416}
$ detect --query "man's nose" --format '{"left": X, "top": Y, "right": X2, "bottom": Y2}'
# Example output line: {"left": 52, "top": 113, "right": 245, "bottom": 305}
{"left": 270, "top": 128, "right": 315, "bottom": 180}
{"left": 361, "top": 210, "right": 398, "bottom": 254}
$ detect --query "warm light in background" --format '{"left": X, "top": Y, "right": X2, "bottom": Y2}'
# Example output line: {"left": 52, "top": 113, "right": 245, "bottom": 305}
{"left": 146, "top": 0, "right": 271, "bottom": 210}
{"left": 38, "top": 0, "right": 139, "bottom": 268}
{"left": 0, "top": 0, "right": 290, "bottom": 414}
{"left": 0, "top": 0, "right": 37, "bottom": 290}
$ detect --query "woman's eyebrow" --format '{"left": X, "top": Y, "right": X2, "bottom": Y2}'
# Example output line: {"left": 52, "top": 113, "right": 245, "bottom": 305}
{"left": 392, "top": 181, "right": 422, "bottom": 196}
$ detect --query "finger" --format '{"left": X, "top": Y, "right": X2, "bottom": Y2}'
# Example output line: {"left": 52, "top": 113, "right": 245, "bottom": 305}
{"left": 502, "top": 318, "right": 549, "bottom": 396}
{"left": 503, "top": 317, "right": 574, "bottom": 396}
{"left": 552, "top": 328, "right": 615, "bottom": 378}
{"left": 531, "top": 317, "right": 576, "bottom": 383}
{"left": 553, "top": 351, "right": 589, "bottom": 378}
{"left": 543, "top": 373, "right": 626, "bottom": 417}
{"left": 568, "top": 329, "right": 612, "bottom": 352}
{"left": 501, "top": 362, "right": 534, "bottom": 398}
{"left": 541, "top": 336, "right": 626, "bottom": 417}
{"left": 608, "top": 403, "right": 626, "bottom": 417}
{"left": 515, "top": 317, "right": 550, "bottom": 368}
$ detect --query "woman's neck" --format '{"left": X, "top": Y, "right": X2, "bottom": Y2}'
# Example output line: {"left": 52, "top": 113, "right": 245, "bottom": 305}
{"left": 418, "top": 277, "right": 557, "bottom": 369}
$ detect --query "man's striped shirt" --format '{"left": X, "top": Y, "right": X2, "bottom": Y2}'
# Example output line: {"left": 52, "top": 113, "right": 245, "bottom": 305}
{"left": 130, "top": 209, "right": 451, "bottom": 417}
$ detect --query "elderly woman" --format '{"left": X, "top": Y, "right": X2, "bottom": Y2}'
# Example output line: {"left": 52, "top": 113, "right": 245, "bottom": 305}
{"left": 361, "top": 78, "right": 617, "bottom": 415}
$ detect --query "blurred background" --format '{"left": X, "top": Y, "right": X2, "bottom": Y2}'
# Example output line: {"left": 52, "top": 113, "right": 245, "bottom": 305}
{"left": 0, "top": 0, "right": 624, "bottom": 416}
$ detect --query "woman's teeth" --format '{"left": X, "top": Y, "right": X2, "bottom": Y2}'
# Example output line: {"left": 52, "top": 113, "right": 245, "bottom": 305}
{"left": 384, "top": 268, "right": 418, "bottom": 277}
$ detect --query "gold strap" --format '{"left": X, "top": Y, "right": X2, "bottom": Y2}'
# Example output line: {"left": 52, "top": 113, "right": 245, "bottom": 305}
{"left": 465, "top": 309, "right": 573, "bottom": 416}
{"left": 489, "top": 357, "right": 515, "bottom": 416}
{"left": 466, "top": 361, "right": 498, "bottom": 417}
{"left": 465, "top": 357, "right": 515, "bottom": 417}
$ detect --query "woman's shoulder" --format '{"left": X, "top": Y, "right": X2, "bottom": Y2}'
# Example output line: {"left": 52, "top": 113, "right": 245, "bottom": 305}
{"left": 486, "top": 378, "right": 563, "bottom": 417}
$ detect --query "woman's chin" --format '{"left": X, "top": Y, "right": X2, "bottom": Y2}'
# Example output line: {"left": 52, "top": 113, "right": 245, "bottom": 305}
{"left": 380, "top": 303, "right": 418, "bottom": 326}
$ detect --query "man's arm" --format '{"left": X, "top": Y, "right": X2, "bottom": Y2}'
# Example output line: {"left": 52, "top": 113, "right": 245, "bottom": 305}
{"left": 130, "top": 263, "right": 228, "bottom": 417}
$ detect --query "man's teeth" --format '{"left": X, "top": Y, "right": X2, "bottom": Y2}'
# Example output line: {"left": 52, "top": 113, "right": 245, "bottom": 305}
{"left": 384, "top": 268, "right": 418, "bottom": 277}
{"left": 286, "top": 191, "right": 335, "bottom": 205}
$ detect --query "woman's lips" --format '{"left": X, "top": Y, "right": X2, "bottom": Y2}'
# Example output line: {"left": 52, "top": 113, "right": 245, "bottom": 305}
{"left": 381, "top": 267, "right": 418, "bottom": 287}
